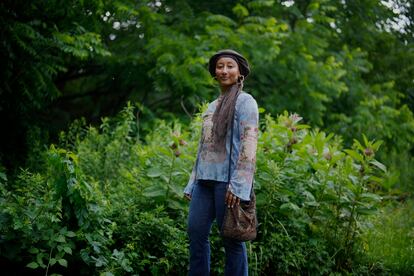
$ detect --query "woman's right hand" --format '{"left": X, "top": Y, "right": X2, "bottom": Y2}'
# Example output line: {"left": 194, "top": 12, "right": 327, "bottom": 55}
{"left": 184, "top": 193, "right": 192, "bottom": 201}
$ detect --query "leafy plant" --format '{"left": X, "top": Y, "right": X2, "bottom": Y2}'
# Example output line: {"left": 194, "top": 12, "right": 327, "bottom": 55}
{"left": 254, "top": 112, "right": 385, "bottom": 274}
{"left": 0, "top": 104, "right": 392, "bottom": 275}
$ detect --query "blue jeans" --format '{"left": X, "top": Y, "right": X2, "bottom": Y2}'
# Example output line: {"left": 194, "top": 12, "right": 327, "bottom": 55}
{"left": 187, "top": 180, "right": 248, "bottom": 276}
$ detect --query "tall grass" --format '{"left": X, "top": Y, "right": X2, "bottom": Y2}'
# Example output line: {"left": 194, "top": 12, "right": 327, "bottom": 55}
{"left": 362, "top": 199, "right": 414, "bottom": 275}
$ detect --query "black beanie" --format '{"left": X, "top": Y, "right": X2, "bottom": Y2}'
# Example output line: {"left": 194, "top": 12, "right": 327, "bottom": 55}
{"left": 208, "top": 49, "right": 250, "bottom": 78}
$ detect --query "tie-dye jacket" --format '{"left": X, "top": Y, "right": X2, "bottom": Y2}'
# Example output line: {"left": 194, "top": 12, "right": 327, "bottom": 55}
{"left": 183, "top": 92, "right": 259, "bottom": 201}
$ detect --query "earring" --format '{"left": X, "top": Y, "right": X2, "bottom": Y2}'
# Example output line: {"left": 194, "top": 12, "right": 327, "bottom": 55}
{"left": 238, "top": 75, "right": 244, "bottom": 83}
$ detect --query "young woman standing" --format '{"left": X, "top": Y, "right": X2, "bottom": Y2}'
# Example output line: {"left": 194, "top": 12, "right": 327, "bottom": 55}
{"left": 184, "top": 49, "right": 259, "bottom": 276}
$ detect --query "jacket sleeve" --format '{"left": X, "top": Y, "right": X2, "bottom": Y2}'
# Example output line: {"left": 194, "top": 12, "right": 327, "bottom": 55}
{"left": 183, "top": 165, "right": 197, "bottom": 195}
{"left": 229, "top": 96, "right": 259, "bottom": 201}
{"left": 183, "top": 128, "right": 203, "bottom": 196}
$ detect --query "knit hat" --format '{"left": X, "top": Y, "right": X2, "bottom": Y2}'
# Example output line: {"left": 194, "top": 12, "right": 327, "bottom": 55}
{"left": 208, "top": 49, "right": 250, "bottom": 78}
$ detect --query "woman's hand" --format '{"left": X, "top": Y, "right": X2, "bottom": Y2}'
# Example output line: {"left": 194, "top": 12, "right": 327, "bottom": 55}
{"left": 225, "top": 190, "right": 240, "bottom": 208}
{"left": 184, "top": 193, "right": 192, "bottom": 201}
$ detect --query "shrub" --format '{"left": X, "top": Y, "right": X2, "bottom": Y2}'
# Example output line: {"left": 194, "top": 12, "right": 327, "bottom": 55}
{"left": 252, "top": 112, "right": 384, "bottom": 274}
{"left": 0, "top": 105, "right": 387, "bottom": 275}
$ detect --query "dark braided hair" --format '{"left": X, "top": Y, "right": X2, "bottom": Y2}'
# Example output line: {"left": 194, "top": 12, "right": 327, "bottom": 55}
{"left": 212, "top": 77, "right": 244, "bottom": 151}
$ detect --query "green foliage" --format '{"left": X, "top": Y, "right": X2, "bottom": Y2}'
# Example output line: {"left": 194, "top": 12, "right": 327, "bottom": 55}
{"left": 0, "top": 158, "right": 91, "bottom": 274}
{"left": 1, "top": 0, "right": 414, "bottom": 274}
{"left": 253, "top": 112, "right": 384, "bottom": 274}
{"left": 108, "top": 208, "right": 188, "bottom": 274}
{"left": 1, "top": 0, "right": 110, "bottom": 109}
{"left": 1, "top": 105, "right": 389, "bottom": 274}
{"left": 2, "top": 1, "right": 414, "bottom": 199}
{"left": 0, "top": 0, "right": 111, "bottom": 167}
{"left": 360, "top": 200, "right": 414, "bottom": 274}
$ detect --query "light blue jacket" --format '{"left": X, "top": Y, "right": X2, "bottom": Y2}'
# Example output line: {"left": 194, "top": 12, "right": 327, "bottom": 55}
{"left": 183, "top": 92, "right": 259, "bottom": 201}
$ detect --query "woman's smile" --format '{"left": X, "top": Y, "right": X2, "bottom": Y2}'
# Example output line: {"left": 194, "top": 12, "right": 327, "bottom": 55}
{"left": 215, "top": 57, "right": 240, "bottom": 90}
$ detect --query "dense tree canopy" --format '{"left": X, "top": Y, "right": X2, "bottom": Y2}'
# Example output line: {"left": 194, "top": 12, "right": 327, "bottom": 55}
{"left": 1, "top": 0, "right": 413, "bottom": 174}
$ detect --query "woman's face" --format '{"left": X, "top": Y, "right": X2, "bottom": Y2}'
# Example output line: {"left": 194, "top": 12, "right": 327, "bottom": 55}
{"left": 215, "top": 57, "right": 240, "bottom": 88}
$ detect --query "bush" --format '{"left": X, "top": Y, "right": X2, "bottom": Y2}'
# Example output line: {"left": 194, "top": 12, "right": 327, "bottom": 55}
{"left": 0, "top": 104, "right": 388, "bottom": 275}
{"left": 252, "top": 112, "right": 385, "bottom": 274}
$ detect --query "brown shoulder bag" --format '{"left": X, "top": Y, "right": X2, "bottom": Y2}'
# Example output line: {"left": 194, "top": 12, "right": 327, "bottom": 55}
{"left": 221, "top": 93, "right": 257, "bottom": 241}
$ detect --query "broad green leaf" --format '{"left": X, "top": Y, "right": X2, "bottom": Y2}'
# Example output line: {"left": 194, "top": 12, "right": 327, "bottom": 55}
{"left": 370, "top": 160, "right": 387, "bottom": 173}
{"left": 58, "top": 259, "right": 68, "bottom": 267}
{"left": 356, "top": 207, "right": 377, "bottom": 215}
{"left": 27, "top": 262, "right": 39, "bottom": 269}
{"left": 55, "top": 235, "right": 66, "bottom": 243}
{"left": 280, "top": 202, "right": 300, "bottom": 212}
{"left": 147, "top": 168, "right": 162, "bottom": 178}
{"left": 344, "top": 149, "right": 364, "bottom": 162}
{"left": 28, "top": 247, "right": 39, "bottom": 254}
{"left": 63, "top": 247, "right": 72, "bottom": 254}
{"left": 36, "top": 253, "right": 45, "bottom": 268}
{"left": 233, "top": 3, "right": 249, "bottom": 18}
{"left": 360, "top": 193, "right": 382, "bottom": 202}
{"left": 65, "top": 231, "right": 76, "bottom": 237}
{"left": 143, "top": 185, "right": 165, "bottom": 198}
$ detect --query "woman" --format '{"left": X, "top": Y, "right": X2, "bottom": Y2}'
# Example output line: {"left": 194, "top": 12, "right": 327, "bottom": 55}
{"left": 183, "top": 49, "right": 259, "bottom": 276}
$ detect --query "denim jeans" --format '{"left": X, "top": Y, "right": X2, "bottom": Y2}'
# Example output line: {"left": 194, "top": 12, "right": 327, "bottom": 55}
{"left": 187, "top": 180, "right": 248, "bottom": 276}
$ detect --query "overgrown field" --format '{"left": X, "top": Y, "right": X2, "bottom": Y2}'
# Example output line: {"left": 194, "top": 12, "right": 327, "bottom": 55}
{"left": 361, "top": 200, "right": 414, "bottom": 275}
{"left": 1, "top": 104, "right": 399, "bottom": 275}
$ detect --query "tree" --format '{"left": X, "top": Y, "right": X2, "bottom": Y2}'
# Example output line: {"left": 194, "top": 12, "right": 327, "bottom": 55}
{"left": 0, "top": 0, "right": 110, "bottom": 168}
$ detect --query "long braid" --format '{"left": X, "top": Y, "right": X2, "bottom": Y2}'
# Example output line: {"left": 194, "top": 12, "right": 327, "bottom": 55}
{"left": 212, "top": 77, "right": 244, "bottom": 151}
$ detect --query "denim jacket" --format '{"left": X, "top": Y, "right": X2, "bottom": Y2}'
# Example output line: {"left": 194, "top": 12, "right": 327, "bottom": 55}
{"left": 183, "top": 92, "right": 259, "bottom": 201}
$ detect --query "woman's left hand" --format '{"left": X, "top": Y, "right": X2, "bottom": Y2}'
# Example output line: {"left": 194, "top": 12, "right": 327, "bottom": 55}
{"left": 184, "top": 193, "right": 192, "bottom": 201}
{"left": 225, "top": 190, "right": 240, "bottom": 208}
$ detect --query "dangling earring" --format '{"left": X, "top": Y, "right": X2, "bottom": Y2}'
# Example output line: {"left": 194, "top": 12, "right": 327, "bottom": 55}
{"left": 238, "top": 75, "right": 244, "bottom": 84}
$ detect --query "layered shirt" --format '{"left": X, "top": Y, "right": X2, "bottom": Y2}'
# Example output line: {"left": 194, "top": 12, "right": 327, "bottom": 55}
{"left": 183, "top": 92, "right": 259, "bottom": 201}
